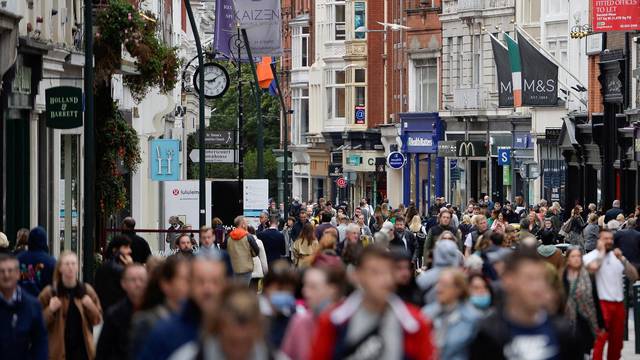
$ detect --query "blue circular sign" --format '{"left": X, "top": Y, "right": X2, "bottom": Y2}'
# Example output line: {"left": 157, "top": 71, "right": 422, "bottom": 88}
{"left": 386, "top": 151, "right": 406, "bottom": 169}
{"left": 355, "top": 109, "right": 365, "bottom": 120}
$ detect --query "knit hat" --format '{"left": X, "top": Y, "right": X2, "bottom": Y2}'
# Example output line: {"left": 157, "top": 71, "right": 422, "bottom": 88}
{"left": 537, "top": 244, "right": 558, "bottom": 258}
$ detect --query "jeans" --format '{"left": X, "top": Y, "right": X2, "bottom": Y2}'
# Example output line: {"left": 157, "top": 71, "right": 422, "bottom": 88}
{"left": 234, "top": 272, "right": 252, "bottom": 285}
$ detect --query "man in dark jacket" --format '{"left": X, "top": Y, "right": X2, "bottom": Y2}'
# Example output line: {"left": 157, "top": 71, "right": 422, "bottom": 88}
{"left": 259, "top": 216, "right": 288, "bottom": 265}
{"left": 0, "top": 254, "right": 47, "bottom": 360}
{"left": 94, "top": 235, "right": 133, "bottom": 311}
{"left": 137, "top": 254, "right": 228, "bottom": 360}
{"left": 314, "top": 212, "right": 337, "bottom": 240}
{"left": 96, "top": 263, "right": 147, "bottom": 360}
{"left": 470, "top": 248, "right": 581, "bottom": 360}
{"left": 615, "top": 218, "right": 640, "bottom": 270}
{"left": 122, "top": 217, "right": 151, "bottom": 263}
{"left": 605, "top": 200, "right": 625, "bottom": 223}
{"left": 289, "top": 209, "right": 309, "bottom": 243}
{"left": 389, "top": 216, "right": 418, "bottom": 263}
{"left": 16, "top": 227, "right": 56, "bottom": 297}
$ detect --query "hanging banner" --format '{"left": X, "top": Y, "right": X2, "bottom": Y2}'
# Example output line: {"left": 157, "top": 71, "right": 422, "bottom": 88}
{"left": 491, "top": 35, "right": 513, "bottom": 108}
{"left": 517, "top": 30, "right": 558, "bottom": 106}
{"left": 592, "top": 0, "right": 640, "bottom": 32}
{"left": 233, "top": 0, "right": 282, "bottom": 57}
{"left": 214, "top": 0, "right": 236, "bottom": 57}
{"left": 46, "top": 86, "right": 83, "bottom": 129}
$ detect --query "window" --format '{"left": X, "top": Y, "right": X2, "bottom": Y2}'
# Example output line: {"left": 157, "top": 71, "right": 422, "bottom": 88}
{"left": 326, "top": 70, "right": 346, "bottom": 120}
{"left": 472, "top": 35, "right": 481, "bottom": 86}
{"left": 292, "top": 88, "right": 309, "bottom": 144}
{"left": 547, "top": 38, "right": 567, "bottom": 66}
{"left": 457, "top": 37, "right": 464, "bottom": 86}
{"left": 546, "top": 0, "right": 567, "bottom": 17}
{"left": 520, "top": 0, "right": 541, "bottom": 24}
{"left": 332, "top": 2, "right": 346, "bottom": 40}
{"left": 351, "top": 68, "right": 366, "bottom": 124}
{"left": 292, "top": 25, "right": 310, "bottom": 69}
{"left": 354, "top": 2, "right": 366, "bottom": 39}
{"left": 414, "top": 59, "right": 438, "bottom": 112}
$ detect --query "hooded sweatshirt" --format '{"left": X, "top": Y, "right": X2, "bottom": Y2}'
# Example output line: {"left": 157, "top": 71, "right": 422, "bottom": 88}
{"left": 226, "top": 228, "right": 260, "bottom": 274}
{"left": 416, "top": 240, "right": 463, "bottom": 304}
{"left": 17, "top": 227, "right": 56, "bottom": 297}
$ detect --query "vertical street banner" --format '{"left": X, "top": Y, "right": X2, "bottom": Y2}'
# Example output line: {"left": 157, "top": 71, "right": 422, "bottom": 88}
{"left": 517, "top": 30, "right": 558, "bottom": 106}
{"left": 504, "top": 33, "right": 522, "bottom": 107}
{"left": 490, "top": 35, "right": 513, "bottom": 107}
{"left": 592, "top": 0, "right": 640, "bottom": 32}
{"left": 233, "top": 0, "right": 283, "bottom": 57}
{"left": 214, "top": 0, "right": 236, "bottom": 57}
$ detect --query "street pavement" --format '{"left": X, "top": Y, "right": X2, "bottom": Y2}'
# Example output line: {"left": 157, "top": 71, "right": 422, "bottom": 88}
{"left": 623, "top": 311, "right": 639, "bottom": 359}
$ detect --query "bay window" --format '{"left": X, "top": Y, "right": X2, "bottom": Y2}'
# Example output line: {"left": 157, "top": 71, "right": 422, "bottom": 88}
{"left": 413, "top": 58, "right": 438, "bottom": 112}
{"left": 326, "top": 70, "right": 346, "bottom": 120}
{"left": 292, "top": 25, "right": 310, "bottom": 69}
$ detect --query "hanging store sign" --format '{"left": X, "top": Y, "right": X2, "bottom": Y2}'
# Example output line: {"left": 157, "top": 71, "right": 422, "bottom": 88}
{"left": 354, "top": 106, "right": 366, "bottom": 124}
{"left": 405, "top": 132, "right": 436, "bottom": 154}
{"left": 343, "top": 150, "right": 380, "bottom": 172}
{"left": 386, "top": 151, "right": 406, "bottom": 169}
{"left": 233, "top": 0, "right": 283, "bottom": 57}
{"left": 336, "top": 176, "right": 347, "bottom": 188}
{"left": 503, "top": 165, "right": 511, "bottom": 186}
{"left": 437, "top": 141, "right": 458, "bottom": 157}
{"left": 497, "top": 147, "right": 511, "bottom": 166}
{"left": 329, "top": 164, "right": 343, "bottom": 177}
{"left": 46, "top": 86, "right": 83, "bottom": 129}
{"left": 151, "top": 139, "right": 181, "bottom": 181}
{"left": 456, "top": 141, "right": 487, "bottom": 157}
{"left": 592, "top": 0, "right": 640, "bottom": 32}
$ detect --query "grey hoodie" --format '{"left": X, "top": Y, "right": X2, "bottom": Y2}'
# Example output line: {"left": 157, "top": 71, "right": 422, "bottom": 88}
{"left": 416, "top": 240, "right": 463, "bottom": 304}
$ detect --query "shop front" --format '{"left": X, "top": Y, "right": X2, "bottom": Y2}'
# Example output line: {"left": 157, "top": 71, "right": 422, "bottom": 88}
{"left": 342, "top": 149, "right": 385, "bottom": 210}
{"left": 399, "top": 112, "right": 443, "bottom": 213}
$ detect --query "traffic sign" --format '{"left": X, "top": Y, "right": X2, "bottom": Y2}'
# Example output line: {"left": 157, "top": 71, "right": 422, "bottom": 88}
{"left": 386, "top": 151, "right": 406, "bottom": 169}
{"left": 336, "top": 176, "right": 347, "bottom": 188}
{"left": 204, "top": 130, "right": 234, "bottom": 145}
{"left": 497, "top": 147, "right": 511, "bottom": 166}
{"left": 189, "top": 149, "right": 237, "bottom": 163}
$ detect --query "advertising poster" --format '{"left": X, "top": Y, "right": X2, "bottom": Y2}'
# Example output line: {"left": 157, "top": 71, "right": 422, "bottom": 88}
{"left": 593, "top": 0, "right": 640, "bottom": 32}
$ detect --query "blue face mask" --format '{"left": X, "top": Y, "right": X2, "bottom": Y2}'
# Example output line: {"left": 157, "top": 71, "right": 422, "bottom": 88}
{"left": 470, "top": 294, "right": 491, "bottom": 309}
{"left": 269, "top": 291, "right": 296, "bottom": 314}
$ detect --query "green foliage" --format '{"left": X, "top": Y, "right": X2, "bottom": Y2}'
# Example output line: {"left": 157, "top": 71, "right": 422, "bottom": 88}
{"left": 186, "top": 60, "right": 281, "bottom": 196}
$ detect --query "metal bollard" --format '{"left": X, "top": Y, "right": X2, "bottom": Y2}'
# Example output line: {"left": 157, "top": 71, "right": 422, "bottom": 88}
{"left": 633, "top": 281, "right": 640, "bottom": 354}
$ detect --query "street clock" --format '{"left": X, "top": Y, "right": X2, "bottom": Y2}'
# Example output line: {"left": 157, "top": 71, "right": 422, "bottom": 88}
{"left": 193, "top": 62, "right": 230, "bottom": 99}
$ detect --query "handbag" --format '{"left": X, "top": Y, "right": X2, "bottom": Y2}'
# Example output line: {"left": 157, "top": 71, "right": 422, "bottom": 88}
{"left": 559, "top": 218, "right": 572, "bottom": 237}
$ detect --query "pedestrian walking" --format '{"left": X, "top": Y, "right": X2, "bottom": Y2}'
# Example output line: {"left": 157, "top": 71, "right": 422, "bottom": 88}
{"left": 0, "top": 253, "right": 48, "bottom": 360}
{"left": 292, "top": 223, "right": 319, "bottom": 268}
{"left": 470, "top": 248, "right": 581, "bottom": 360}
{"left": 424, "top": 210, "right": 462, "bottom": 267}
{"left": 467, "top": 273, "right": 494, "bottom": 313}
{"left": 604, "top": 200, "right": 624, "bottom": 223}
{"left": 312, "top": 246, "right": 436, "bottom": 360}
{"left": 121, "top": 217, "right": 152, "bottom": 264}
{"left": 96, "top": 264, "right": 148, "bottom": 360}
{"left": 129, "top": 256, "right": 189, "bottom": 358}
{"left": 16, "top": 227, "right": 56, "bottom": 297}
{"left": 423, "top": 268, "right": 480, "bottom": 360}
{"left": 392, "top": 249, "right": 423, "bottom": 306}
{"left": 259, "top": 216, "right": 288, "bottom": 265}
{"left": 563, "top": 206, "right": 586, "bottom": 249}
{"left": 12, "top": 228, "right": 30, "bottom": 256}
{"left": 464, "top": 215, "right": 489, "bottom": 257}
{"left": 250, "top": 228, "right": 268, "bottom": 290}
{"left": 417, "top": 239, "right": 464, "bottom": 304}
{"left": 227, "top": 216, "right": 261, "bottom": 284}
{"left": 173, "top": 234, "right": 195, "bottom": 258}
{"left": 389, "top": 216, "right": 418, "bottom": 263}
{"left": 260, "top": 261, "right": 298, "bottom": 349}
{"left": 561, "top": 247, "right": 602, "bottom": 356}
{"left": 94, "top": 235, "right": 133, "bottom": 311}
{"left": 38, "top": 251, "right": 102, "bottom": 360}
{"left": 0, "top": 232, "right": 9, "bottom": 254}
{"left": 584, "top": 229, "right": 639, "bottom": 360}
{"left": 583, "top": 213, "right": 600, "bottom": 252}
{"left": 614, "top": 217, "right": 640, "bottom": 271}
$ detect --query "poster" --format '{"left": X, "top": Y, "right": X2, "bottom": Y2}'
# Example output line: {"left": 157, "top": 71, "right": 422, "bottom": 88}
{"left": 243, "top": 179, "right": 269, "bottom": 228}
{"left": 593, "top": 0, "right": 640, "bottom": 32}
{"left": 162, "top": 180, "right": 212, "bottom": 234}
{"left": 233, "top": 0, "right": 282, "bottom": 57}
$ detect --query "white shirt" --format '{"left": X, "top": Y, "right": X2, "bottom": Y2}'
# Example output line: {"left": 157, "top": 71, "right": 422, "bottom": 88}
{"left": 583, "top": 250, "right": 625, "bottom": 302}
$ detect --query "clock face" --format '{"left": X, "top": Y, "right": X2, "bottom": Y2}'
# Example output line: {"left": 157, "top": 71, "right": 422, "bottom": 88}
{"left": 193, "top": 63, "right": 229, "bottom": 99}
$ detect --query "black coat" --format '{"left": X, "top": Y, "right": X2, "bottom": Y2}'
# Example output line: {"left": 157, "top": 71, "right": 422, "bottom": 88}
{"left": 604, "top": 207, "right": 624, "bottom": 223}
{"left": 123, "top": 230, "right": 152, "bottom": 264}
{"left": 94, "top": 259, "right": 125, "bottom": 312}
{"left": 96, "top": 298, "right": 134, "bottom": 360}
{"left": 259, "top": 228, "right": 287, "bottom": 265}
{"left": 389, "top": 230, "right": 417, "bottom": 261}
{"left": 470, "top": 310, "right": 582, "bottom": 360}
{"left": 615, "top": 228, "right": 640, "bottom": 268}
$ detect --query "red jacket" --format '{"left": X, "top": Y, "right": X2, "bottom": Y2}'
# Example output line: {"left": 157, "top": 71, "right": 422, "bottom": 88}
{"left": 311, "top": 293, "right": 437, "bottom": 360}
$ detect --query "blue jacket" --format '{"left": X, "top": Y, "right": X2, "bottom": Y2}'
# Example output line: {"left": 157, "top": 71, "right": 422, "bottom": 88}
{"left": 136, "top": 300, "right": 200, "bottom": 360}
{"left": 258, "top": 228, "right": 287, "bottom": 265}
{"left": 422, "top": 301, "right": 480, "bottom": 360}
{"left": 16, "top": 227, "right": 56, "bottom": 297}
{"left": 0, "top": 287, "right": 48, "bottom": 360}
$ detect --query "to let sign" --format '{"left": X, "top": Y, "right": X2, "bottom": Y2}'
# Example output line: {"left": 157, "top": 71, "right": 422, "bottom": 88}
{"left": 46, "top": 86, "right": 83, "bottom": 129}
{"left": 592, "top": 0, "right": 640, "bottom": 32}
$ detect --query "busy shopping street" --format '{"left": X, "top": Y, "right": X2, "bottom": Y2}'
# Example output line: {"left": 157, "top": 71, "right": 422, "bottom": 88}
{"left": 1, "top": 0, "right": 640, "bottom": 359}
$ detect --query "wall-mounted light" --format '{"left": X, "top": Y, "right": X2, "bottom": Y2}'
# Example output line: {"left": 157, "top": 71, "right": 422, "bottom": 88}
{"left": 570, "top": 24, "right": 592, "bottom": 39}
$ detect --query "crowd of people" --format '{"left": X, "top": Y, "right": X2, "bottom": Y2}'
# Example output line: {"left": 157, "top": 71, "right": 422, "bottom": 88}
{"left": 1, "top": 197, "right": 640, "bottom": 360}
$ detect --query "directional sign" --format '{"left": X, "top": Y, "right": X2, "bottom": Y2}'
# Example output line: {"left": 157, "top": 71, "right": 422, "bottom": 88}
{"left": 497, "top": 147, "right": 511, "bottom": 166}
{"left": 189, "top": 149, "right": 237, "bottom": 163}
{"left": 204, "top": 130, "right": 234, "bottom": 145}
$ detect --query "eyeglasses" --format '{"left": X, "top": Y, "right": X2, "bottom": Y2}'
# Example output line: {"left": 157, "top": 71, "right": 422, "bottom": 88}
{"left": 440, "top": 237, "right": 455, "bottom": 241}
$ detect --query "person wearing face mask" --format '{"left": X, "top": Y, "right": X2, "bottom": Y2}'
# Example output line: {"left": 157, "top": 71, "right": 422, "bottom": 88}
{"left": 260, "top": 260, "right": 299, "bottom": 349}
{"left": 38, "top": 251, "right": 102, "bottom": 360}
{"left": 467, "top": 274, "right": 493, "bottom": 313}
{"left": 280, "top": 266, "right": 345, "bottom": 359}
{"left": 423, "top": 269, "right": 480, "bottom": 360}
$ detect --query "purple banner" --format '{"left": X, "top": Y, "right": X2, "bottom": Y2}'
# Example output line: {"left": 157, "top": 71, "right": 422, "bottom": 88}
{"left": 214, "top": 0, "right": 235, "bottom": 57}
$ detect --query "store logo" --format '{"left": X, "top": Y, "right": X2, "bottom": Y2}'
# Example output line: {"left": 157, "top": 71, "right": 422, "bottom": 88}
{"left": 407, "top": 137, "right": 432, "bottom": 147}
{"left": 172, "top": 189, "right": 180, "bottom": 196}
{"left": 458, "top": 142, "right": 476, "bottom": 157}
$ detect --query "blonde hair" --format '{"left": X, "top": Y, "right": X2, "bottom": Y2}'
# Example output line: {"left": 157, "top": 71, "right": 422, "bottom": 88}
{"left": 408, "top": 215, "right": 422, "bottom": 232}
{"left": 0, "top": 232, "right": 8, "bottom": 249}
{"left": 471, "top": 214, "right": 486, "bottom": 226}
{"left": 439, "top": 268, "right": 469, "bottom": 300}
{"left": 588, "top": 213, "right": 598, "bottom": 224}
{"left": 53, "top": 251, "right": 78, "bottom": 288}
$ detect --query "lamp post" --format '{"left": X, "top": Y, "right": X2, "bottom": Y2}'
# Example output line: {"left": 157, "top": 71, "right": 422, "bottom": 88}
{"left": 82, "top": 0, "right": 95, "bottom": 282}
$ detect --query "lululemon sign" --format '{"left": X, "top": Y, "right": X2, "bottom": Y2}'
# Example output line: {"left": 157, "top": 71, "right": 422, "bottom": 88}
{"left": 387, "top": 151, "right": 406, "bottom": 170}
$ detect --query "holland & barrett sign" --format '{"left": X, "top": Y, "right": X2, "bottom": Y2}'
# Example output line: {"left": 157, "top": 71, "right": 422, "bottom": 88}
{"left": 46, "top": 86, "right": 83, "bottom": 129}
